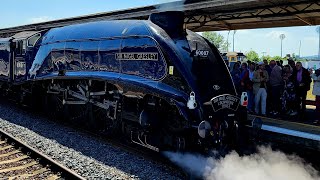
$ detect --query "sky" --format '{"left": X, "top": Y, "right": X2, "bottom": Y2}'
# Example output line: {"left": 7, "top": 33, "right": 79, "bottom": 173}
{"left": 0, "top": 0, "right": 319, "bottom": 57}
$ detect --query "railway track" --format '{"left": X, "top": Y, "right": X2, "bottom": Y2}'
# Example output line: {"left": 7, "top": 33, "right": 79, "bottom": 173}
{"left": 67, "top": 126, "right": 190, "bottom": 180}
{"left": 0, "top": 98, "right": 188, "bottom": 179}
{"left": 0, "top": 128, "right": 84, "bottom": 179}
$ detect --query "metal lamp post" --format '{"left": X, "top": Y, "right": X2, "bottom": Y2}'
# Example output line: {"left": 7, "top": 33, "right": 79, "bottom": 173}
{"left": 233, "top": 30, "right": 236, "bottom": 52}
{"left": 299, "top": 40, "right": 301, "bottom": 57}
{"left": 317, "top": 26, "right": 320, "bottom": 59}
{"left": 227, "top": 30, "right": 230, "bottom": 52}
{"left": 279, "top": 34, "right": 286, "bottom": 57}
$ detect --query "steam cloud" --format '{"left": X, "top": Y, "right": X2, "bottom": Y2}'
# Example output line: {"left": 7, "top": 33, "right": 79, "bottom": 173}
{"left": 164, "top": 146, "right": 320, "bottom": 180}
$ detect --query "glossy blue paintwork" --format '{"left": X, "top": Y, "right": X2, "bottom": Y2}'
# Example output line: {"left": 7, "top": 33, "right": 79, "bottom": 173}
{"left": 28, "top": 20, "right": 236, "bottom": 103}
{"left": 40, "top": 21, "right": 150, "bottom": 45}
{"left": 29, "top": 21, "right": 168, "bottom": 81}
{"left": 36, "top": 71, "right": 188, "bottom": 102}
{"left": 0, "top": 19, "right": 238, "bottom": 125}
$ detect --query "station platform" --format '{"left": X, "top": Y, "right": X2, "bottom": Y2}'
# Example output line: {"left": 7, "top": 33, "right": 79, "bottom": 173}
{"left": 247, "top": 113, "right": 320, "bottom": 151}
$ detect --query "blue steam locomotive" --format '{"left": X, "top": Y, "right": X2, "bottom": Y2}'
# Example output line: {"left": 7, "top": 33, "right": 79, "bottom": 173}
{"left": 0, "top": 11, "right": 246, "bottom": 151}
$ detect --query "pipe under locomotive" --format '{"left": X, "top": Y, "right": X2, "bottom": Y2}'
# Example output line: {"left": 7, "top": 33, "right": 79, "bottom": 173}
{"left": 0, "top": 11, "right": 247, "bottom": 152}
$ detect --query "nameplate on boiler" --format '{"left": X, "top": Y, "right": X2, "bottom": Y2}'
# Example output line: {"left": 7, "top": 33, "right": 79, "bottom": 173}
{"left": 115, "top": 53, "right": 158, "bottom": 61}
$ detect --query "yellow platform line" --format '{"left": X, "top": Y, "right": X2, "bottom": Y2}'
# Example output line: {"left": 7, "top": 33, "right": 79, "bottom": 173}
{"left": 0, "top": 161, "right": 37, "bottom": 173}
{"left": 0, "top": 155, "right": 29, "bottom": 165}
{"left": 0, "top": 150, "right": 20, "bottom": 158}
{"left": 8, "top": 168, "right": 49, "bottom": 180}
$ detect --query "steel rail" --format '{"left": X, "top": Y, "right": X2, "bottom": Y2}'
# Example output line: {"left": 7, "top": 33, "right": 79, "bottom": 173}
{"left": 0, "top": 98, "right": 189, "bottom": 179}
{"left": 0, "top": 128, "right": 85, "bottom": 180}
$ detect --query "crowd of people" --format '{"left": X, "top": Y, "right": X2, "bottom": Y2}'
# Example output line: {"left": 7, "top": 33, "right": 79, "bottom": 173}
{"left": 231, "top": 59, "right": 320, "bottom": 123}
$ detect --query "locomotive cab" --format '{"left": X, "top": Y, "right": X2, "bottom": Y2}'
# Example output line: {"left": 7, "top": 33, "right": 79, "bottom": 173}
{"left": 0, "top": 38, "right": 11, "bottom": 82}
{"left": 0, "top": 32, "right": 42, "bottom": 83}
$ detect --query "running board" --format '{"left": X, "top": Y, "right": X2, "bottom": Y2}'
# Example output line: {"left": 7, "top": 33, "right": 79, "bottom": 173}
{"left": 130, "top": 131, "right": 159, "bottom": 152}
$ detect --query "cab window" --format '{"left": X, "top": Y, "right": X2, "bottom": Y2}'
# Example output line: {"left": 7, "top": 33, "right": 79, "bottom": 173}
{"left": 28, "top": 34, "right": 41, "bottom": 47}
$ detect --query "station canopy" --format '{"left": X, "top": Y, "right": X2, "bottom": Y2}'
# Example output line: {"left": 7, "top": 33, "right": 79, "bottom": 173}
{"left": 0, "top": 0, "right": 319, "bottom": 37}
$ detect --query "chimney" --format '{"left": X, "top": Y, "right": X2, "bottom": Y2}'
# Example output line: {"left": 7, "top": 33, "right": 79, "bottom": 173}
{"left": 149, "top": 11, "right": 185, "bottom": 38}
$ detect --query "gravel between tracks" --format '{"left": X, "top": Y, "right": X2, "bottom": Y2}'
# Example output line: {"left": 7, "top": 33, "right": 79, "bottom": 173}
{"left": 0, "top": 102, "right": 183, "bottom": 179}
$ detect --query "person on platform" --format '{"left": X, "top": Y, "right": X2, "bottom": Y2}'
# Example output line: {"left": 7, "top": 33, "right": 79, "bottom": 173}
{"left": 269, "top": 60, "right": 283, "bottom": 116}
{"left": 311, "top": 68, "right": 320, "bottom": 124}
{"left": 267, "top": 60, "right": 276, "bottom": 113}
{"left": 280, "top": 60, "right": 284, "bottom": 68}
{"left": 231, "top": 62, "right": 241, "bottom": 94}
{"left": 292, "top": 62, "right": 312, "bottom": 117}
{"left": 253, "top": 62, "right": 269, "bottom": 116}
{"left": 264, "top": 59, "right": 272, "bottom": 77}
{"left": 288, "top": 59, "right": 296, "bottom": 74}
{"left": 246, "top": 63, "right": 255, "bottom": 113}
{"left": 240, "top": 62, "right": 249, "bottom": 91}
{"left": 282, "top": 65, "right": 297, "bottom": 115}
{"left": 247, "top": 60, "right": 252, "bottom": 66}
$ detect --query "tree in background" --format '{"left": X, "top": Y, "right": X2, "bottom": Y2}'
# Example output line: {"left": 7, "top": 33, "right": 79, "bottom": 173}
{"left": 273, "top": 56, "right": 284, "bottom": 61}
{"left": 246, "top": 50, "right": 260, "bottom": 62}
{"left": 261, "top": 55, "right": 272, "bottom": 62}
{"left": 202, "top": 32, "right": 229, "bottom": 51}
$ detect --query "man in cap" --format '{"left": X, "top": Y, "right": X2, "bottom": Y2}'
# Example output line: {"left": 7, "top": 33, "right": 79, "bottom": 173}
{"left": 252, "top": 62, "right": 269, "bottom": 116}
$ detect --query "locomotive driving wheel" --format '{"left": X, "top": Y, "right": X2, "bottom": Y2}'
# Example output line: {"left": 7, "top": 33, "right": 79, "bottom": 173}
{"left": 66, "top": 102, "right": 89, "bottom": 126}
{"left": 44, "top": 93, "right": 65, "bottom": 121}
{"left": 92, "top": 104, "right": 120, "bottom": 136}
{"left": 62, "top": 80, "right": 121, "bottom": 135}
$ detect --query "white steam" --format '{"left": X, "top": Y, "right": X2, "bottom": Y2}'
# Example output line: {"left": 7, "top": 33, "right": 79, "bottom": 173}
{"left": 164, "top": 146, "right": 320, "bottom": 180}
